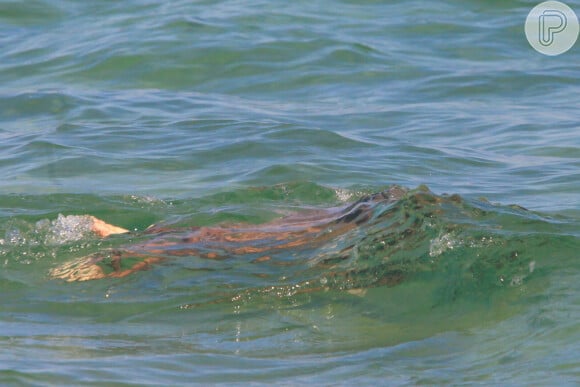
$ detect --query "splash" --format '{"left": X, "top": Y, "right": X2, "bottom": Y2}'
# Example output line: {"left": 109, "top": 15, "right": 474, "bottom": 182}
{"left": 1, "top": 214, "right": 97, "bottom": 266}
{"left": 35, "top": 214, "right": 95, "bottom": 245}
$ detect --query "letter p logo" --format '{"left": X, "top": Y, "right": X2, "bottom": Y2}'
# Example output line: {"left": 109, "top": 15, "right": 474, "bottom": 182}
{"left": 526, "top": 1, "right": 579, "bottom": 55}
{"left": 539, "top": 9, "right": 567, "bottom": 46}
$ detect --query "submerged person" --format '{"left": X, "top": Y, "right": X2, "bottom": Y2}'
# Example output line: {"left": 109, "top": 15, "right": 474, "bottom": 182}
{"left": 50, "top": 187, "right": 410, "bottom": 282}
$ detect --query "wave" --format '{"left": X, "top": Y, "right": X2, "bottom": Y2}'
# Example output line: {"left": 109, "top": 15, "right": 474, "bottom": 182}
{"left": 1, "top": 185, "right": 571, "bottom": 307}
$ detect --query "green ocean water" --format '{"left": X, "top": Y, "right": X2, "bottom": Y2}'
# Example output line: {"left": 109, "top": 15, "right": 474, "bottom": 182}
{"left": 1, "top": 0, "right": 579, "bottom": 385}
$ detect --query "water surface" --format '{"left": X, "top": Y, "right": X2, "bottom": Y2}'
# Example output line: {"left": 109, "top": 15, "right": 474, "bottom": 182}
{"left": 1, "top": 0, "right": 579, "bottom": 385}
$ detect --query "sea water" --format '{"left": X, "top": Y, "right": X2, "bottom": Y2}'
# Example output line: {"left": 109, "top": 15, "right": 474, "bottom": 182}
{"left": 1, "top": 0, "right": 579, "bottom": 384}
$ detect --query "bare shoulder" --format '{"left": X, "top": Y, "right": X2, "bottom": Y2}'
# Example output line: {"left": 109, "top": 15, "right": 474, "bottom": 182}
{"left": 89, "top": 216, "right": 129, "bottom": 237}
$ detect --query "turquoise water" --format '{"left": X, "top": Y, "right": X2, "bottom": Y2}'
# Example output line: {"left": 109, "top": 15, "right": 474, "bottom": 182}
{"left": 1, "top": 0, "right": 579, "bottom": 384}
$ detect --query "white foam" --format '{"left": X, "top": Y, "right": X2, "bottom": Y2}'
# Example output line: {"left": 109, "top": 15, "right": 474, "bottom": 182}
{"left": 38, "top": 214, "right": 94, "bottom": 245}
{"left": 429, "top": 232, "right": 459, "bottom": 257}
{"left": 334, "top": 188, "right": 354, "bottom": 202}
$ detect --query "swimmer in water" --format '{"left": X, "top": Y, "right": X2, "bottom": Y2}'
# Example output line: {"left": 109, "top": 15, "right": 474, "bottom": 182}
{"left": 50, "top": 187, "right": 409, "bottom": 282}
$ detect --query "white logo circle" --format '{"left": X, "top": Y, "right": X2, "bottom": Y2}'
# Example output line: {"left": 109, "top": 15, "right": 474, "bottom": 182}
{"left": 525, "top": 1, "right": 579, "bottom": 55}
